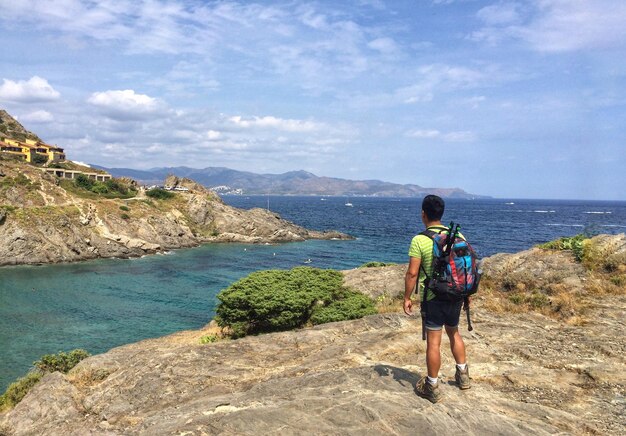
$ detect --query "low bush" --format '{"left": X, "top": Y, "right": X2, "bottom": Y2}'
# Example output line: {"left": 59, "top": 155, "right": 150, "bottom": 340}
{"left": 119, "top": 205, "right": 130, "bottom": 211}
{"left": 0, "top": 371, "right": 42, "bottom": 411}
{"left": 146, "top": 188, "right": 175, "bottom": 200}
{"left": 34, "top": 349, "right": 90, "bottom": 373}
{"left": 0, "top": 349, "right": 89, "bottom": 411}
{"left": 215, "top": 267, "right": 376, "bottom": 338}
{"left": 538, "top": 234, "right": 587, "bottom": 261}
{"left": 309, "top": 290, "right": 377, "bottom": 324}
{"left": 358, "top": 261, "right": 396, "bottom": 268}
{"left": 68, "top": 175, "right": 136, "bottom": 199}
{"left": 30, "top": 154, "right": 48, "bottom": 165}
{"left": 199, "top": 334, "right": 219, "bottom": 344}
{"left": 75, "top": 173, "right": 95, "bottom": 190}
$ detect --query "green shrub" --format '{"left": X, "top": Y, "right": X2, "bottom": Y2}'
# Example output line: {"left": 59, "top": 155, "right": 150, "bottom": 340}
{"left": 90, "top": 183, "right": 109, "bottom": 194}
{"left": 358, "top": 261, "right": 396, "bottom": 268}
{"left": 508, "top": 291, "right": 550, "bottom": 308}
{"left": 146, "top": 188, "right": 175, "bottom": 200}
{"left": 119, "top": 205, "right": 130, "bottom": 211}
{"left": 31, "top": 154, "right": 48, "bottom": 165}
{"left": 538, "top": 234, "right": 587, "bottom": 261}
{"left": 105, "top": 179, "right": 127, "bottom": 194}
{"left": 199, "top": 334, "right": 219, "bottom": 344}
{"left": 309, "top": 290, "right": 377, "bottom": 324}
{"left": 75, "top": 173, "right": 95, "bottom": 190}
{"left": 0, "top": 371, "right": 42, "bottom": 411}
{"left": 215, "top": 267, "right": 376, "bottom": 338}
{"left": 0, "top": 349, "right": 89, "bottom": 411}
{"left": 120, "top": 213, "right": 130, "bottom": 220}
{"left": 70, "top": 175, "right": 136, "bottom": 199}
{"left": 33, "top": 349, "right": 90, "bottom": 373}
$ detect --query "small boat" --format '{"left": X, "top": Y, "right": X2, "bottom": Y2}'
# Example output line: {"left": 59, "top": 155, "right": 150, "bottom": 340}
{"left": 304, "top": 258, "right": 312, "bottom": 264}
{"left": 345, "top": 202, "right": 353, "bottom": 207}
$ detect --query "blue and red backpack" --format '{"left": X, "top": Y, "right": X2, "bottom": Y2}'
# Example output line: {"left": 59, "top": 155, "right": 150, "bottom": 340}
{"left": 420, "top": 222, "right": 481, "bottom": 302}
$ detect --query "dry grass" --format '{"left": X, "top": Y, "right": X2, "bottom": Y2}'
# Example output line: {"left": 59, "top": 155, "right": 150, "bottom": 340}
{"left": 375, "top": 293, "right": 404, "bottom": 314}
{"left": 548, "top": 284, "right": 588, "bottom": 318}
{"left": 478, "top": 273, "right": 592, "bottom": 324}
{"left": 67, "top": 367, "right": 111, "bottom": 390}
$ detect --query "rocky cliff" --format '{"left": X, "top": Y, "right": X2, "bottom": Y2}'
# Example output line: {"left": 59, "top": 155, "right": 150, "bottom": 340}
{"left": 1, "top": 235, "right": 624, "bottom": 435}
{"left": 0, "top": 159, "right": 350, "bottom": 266}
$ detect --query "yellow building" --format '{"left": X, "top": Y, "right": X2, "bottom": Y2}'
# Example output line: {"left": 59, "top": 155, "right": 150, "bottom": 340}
{"left": 0, "top": 138, "right": 65, "bottom": 163}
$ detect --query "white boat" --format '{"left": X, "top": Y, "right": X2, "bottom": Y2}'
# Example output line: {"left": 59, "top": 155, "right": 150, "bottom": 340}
{"left": 345, "top": 202, "right": 353, "bottom": 207}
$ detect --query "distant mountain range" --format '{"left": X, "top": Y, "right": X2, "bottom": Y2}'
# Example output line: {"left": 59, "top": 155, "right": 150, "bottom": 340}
{"left": 94, "top": 165, "right": 489, "bottom": 199}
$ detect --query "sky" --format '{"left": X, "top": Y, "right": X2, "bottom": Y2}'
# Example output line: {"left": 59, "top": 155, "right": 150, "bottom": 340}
{"left": 0, "top": 0, "right": 624, "bottom": 200}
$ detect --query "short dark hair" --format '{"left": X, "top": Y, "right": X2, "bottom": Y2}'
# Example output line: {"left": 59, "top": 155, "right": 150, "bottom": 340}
{"left": 422, "top": 195, "right": 445, "bottom": 221}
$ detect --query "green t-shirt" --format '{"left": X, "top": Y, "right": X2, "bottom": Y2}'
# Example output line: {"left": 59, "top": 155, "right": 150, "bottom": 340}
{"left": 408, "top": 225, "right": 463, "bottom": 301}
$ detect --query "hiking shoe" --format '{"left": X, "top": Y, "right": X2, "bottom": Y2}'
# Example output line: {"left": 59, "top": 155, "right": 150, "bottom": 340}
{"left": 416, "top": 377, "right": 442, "bottom": 403}
{"left": 455, "top": 365, "right": 471, "bottom": 390}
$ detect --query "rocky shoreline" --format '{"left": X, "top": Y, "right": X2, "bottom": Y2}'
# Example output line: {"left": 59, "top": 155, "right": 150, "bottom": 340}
{"left": 0, "top": 163, "right": 352, "bottom": 267}
{"left": 1, "top": 234, "right": 624, "bottom": 435}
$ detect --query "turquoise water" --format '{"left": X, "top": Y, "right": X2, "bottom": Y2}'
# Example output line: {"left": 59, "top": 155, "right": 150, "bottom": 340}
{"left": 2, "top": 197, "right": 626, "bottom": 391}
{"left": 0, "top": 239, "right": 360, "bottom": 391}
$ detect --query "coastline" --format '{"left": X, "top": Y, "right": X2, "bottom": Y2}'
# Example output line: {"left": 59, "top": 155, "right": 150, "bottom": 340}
{"left": 1, "top": 234, "right": 624, "bottom": 434}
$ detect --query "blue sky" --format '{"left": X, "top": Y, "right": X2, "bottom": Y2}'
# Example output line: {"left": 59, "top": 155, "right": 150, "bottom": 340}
{"left": 0, "top": 0, "right": 624, "bottom": 200}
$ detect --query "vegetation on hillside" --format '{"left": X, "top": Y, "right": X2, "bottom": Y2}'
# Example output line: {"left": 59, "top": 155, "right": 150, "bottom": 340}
{"left": 0, "top": 173, "right": 40, "bottom": 192}
{"left": 146, "top": 187, "right": 175, "bottom": 200}
{"left": 358, "top": 261, "right": 396, "bottom": 268}
{"left": 537, "top": 234, "right": 587, "bottom": 261}
{"left": 0, "top": 349, "right": 90, "bottom": 411}
{"left": 215, "top": 267, "right": 377, "bottom": 338}
{"left": 61, "top": 174, "right": 137, "bottom": 199}
{"left": 477, "top": 234, "right": 626, "bottom": 325}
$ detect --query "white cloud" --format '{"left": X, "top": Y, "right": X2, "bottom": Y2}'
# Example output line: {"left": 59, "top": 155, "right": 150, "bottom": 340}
{"left": 19, "top": 110, "right": 54, "bottom": 123}
{"left": 472, "top": 0, "right": 626, "bottom": 52}
{"left": 87, "top": 90, "right": 164, "bottom": 120}
{"left": 0, "top": 1, "right": 393, "bottom": 93}
{"left": 407, "top": 129, "right": 476, "bottom": 142}
{"left": 206, "top": 130, "right": 221, "bottom": 140}
{"left": 35, "top": 105, "right": 358, "bottom": 169}
{"left": 442, "top": 131, "right": 476, "bottom": 142}
{"left": 407, "top": 129, "right": 441, "bottom": 138}
{"left": 349, "top": 63, "right": 499, "bottom": 108}
{"left": 0, "top": 76, "right": 60, "bottom": 103}
{"left": 477, "top": 2, "right": 521, "bottom": 25}
{"left": 367, "top": 37, "right": 398, "bottom": 54}
{"left": 228, "top": 115, "right": 322, "bottom": 132}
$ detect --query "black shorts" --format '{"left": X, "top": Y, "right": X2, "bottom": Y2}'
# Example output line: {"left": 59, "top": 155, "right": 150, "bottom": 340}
{"left": 423, "top": 298, "right": 463, "bottom": 330}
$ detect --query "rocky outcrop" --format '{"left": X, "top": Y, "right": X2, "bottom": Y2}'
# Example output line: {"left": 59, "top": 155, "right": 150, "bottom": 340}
{"left": 1, "top": 235, "right": 624, "bottom": 435}
{"left": 0, "top": 161, "right": 351, "bottom": 266}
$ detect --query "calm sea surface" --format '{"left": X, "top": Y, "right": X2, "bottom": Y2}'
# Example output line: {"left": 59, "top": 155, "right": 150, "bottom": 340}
{"left": 1, "top": 197, "right": 625, "bottom": 390}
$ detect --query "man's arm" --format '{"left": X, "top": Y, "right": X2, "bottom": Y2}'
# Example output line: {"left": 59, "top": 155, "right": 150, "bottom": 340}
{"left": 404, "top": 257, "right": 421, "bottom": 315}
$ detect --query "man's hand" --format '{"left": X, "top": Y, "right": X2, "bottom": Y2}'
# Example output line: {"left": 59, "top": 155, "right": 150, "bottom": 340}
{"left": 403, "top": 298, "right": 413, "bottom": 316}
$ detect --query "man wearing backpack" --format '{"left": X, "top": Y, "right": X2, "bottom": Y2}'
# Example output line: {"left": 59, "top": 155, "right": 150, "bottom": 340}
{"left": 403, "top": 195, "right": 471, "bottom": 403}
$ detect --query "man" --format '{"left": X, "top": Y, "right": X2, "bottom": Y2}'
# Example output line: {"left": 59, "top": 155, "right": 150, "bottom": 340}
{"left": 404, "top": 195, "right": 470, "bottom": 403}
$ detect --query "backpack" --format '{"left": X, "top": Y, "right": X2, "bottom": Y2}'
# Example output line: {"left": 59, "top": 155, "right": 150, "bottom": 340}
{"left": 420, "top": 222, "right": 481, "bottom": 302}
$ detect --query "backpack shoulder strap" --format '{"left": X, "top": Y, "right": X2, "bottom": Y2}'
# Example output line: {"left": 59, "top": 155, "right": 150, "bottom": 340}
{"left": 419, "top": 229, "right": 437, "bottom": 239}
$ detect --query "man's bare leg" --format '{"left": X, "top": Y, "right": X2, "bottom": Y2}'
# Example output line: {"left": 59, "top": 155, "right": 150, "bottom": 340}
{"left": 445, "top": 325, "right": 466, "bottom": 365}
{"left": 426, "top": 329, "right": 443, "bottom": 378}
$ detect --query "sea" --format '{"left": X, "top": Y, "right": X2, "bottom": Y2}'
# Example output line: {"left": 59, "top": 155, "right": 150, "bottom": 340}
{"left": 1, "top": 197, "right": 625, "bottom": 391}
